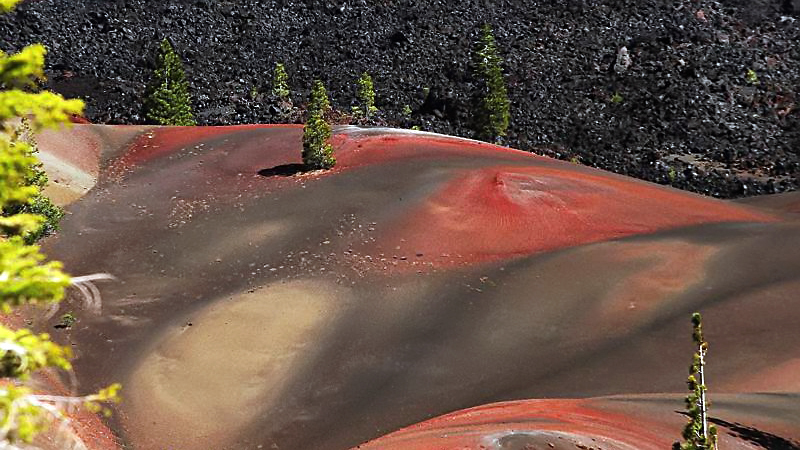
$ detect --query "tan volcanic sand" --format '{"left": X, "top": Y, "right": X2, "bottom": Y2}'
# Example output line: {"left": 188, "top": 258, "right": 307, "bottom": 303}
{"left": 123, "top": 279, "right": 347, "bottom": 449}
{"left": 588, "top": 240, "right": 719, "bottom": 332}
{"left": 36, "top": 124, "right": 149, "bottom": 205}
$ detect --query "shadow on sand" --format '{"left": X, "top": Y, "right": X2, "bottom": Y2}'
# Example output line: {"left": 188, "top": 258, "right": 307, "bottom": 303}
{"left": 676, "top": 412, "right": 800, "bottom": 449}
{"left": 711, "top": 417, "right": 800, "bottom": 450}
{"left": 258, "top": 163, "right": 308, "bottom": 177}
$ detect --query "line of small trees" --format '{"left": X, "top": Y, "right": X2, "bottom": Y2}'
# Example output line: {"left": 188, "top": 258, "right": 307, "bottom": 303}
{"left": 144, "top": 24, "right": 512, "bottom": 170}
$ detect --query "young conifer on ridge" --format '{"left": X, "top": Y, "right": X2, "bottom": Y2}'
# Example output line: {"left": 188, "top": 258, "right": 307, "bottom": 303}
{"left": 302, "top": 80, "right": 335, "bottom": 170}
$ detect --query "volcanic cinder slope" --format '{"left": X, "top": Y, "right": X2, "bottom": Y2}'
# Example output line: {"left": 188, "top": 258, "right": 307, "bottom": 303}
{"left": 37, "top": 124, "right": 800, "bottom": 449}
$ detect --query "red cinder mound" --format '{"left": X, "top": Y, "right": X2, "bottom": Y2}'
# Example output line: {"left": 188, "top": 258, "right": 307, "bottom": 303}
{"left": 356, "top": 398, "right": 672, "bottom": 450}
{"left": 356, "top": 395, "right": 800, "bottom": 450}
{"left": 375, "top": 164, "right": 777, "bottom": 264}
{"left": 334, "top": 131, "right": 538, "bottom": 168}
{"left": 106, "top": 124, "right": 302, "bottom": 176}
{"left": 69, "top": 114, "right": 92, "bottom": 124}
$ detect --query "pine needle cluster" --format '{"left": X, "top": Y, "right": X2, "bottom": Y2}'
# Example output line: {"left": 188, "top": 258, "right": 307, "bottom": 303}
{"left": 1, "top": 119, "right": 64, "bottom": 244}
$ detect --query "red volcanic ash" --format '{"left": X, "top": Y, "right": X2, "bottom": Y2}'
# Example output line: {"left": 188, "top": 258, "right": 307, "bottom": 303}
{"left": 106, "top": 124, "right": 302, "bottom": 177}
{"left": 33, "top": 370, "right": 121, "bottom": 450}
{"left": 375, "top": 164, "right": 777, "bottom": 265}
{"left": 334, "top": 132, "right": 539, "bottom": 168}
{"left": 356, "top": 395, "right": 800, "bottom": 450}
{"left": 355, "top": 398, "right": 674, "bottom": 450}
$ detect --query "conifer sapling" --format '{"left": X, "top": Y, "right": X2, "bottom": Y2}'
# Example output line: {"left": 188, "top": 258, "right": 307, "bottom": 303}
{"left": 143, "top": 38, "right": 196, "bottom": 126}
{"left": 674, "top": 313, "right": 718, "bottom": 450}
{"left": 302, "top": 80, "right": 335, "bottom": 170}
{"left": 272, "top": 63, "right": 290, "bottom": 101}
{"left": 356, "top": 72, "right": 377, "bottom": 120}
{"left": 472, "top": 23, "right": 511, "bottom": 143}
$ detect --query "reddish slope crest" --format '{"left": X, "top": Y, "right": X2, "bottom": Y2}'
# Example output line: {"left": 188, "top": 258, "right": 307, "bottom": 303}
{"left": 76, "top": 124, "right": 779, "bottom": 265}
{"left": 356, "top": 395, "right": 800, "bottom": 450}
{"left": 333, "top": 129, "right": 777, "bottom": 264}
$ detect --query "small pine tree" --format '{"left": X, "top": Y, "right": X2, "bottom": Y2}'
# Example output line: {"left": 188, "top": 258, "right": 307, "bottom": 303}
{"left": 143, "top": 38, "right": 196, "bottom": 126}
{"left": 674, "top": 313, "right": 718, "bottom": 450}
{"left": 472, "top": 24, "right": 510, "bottom": 142}
{"left": 356, "top": 72, "right": 377, "bottom": 120}
{"left": 302, "top": 80, "right": 335, "bottom": 170}
{"left": 272, "top": 63, "right": 290, "bottom": 101}
{"left": 303, "top": 114, "right": 335, "bottom": 170}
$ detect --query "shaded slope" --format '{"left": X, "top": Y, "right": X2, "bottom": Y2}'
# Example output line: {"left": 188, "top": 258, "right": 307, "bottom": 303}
{"left": 736, "top": 191, "right": 800, "bottom": 216}
{"left": 36, "top": 125, "right": 800, "bottom": 449}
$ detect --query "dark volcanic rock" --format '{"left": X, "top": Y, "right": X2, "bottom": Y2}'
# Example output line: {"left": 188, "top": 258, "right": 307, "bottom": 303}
{"left": 1, "top": 0, "right": 798, "bottom": 198}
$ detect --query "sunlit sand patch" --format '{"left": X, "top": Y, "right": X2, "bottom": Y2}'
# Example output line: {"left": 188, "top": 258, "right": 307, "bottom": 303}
{"left": 36, "top": 124, "right": 151, "bottom": 205}
{"left": 38, "top": 147, "right": 98, "bottom": 205}
{"left": 123, "top": 279, "right": 347, "bottom": 449}
{"left": 590, "top": 240, "right": 719, "bottom": 331}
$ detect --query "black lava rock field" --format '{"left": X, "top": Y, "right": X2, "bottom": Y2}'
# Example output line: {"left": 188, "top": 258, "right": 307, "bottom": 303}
{"left": 2, "top": 0, "right": 799, "bottom": 198}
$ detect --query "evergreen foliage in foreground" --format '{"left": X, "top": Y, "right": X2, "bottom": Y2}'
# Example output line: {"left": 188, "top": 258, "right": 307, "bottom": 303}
{"left": 472, "top": 23, "right": 510, "bottom": 142}
{"left": 143, "top": 38, "right": 196, "bottom": 126}
{"left": 1, "top": 119, "right": 64, "bottom": 244}
{"left": 1, "top": 1, "right": 120, "bottom": 445}
{"left": 302, "top": 80, "right": 335, "bottom": 170}
{"left": 674, "top": 313, "right": 718, "bottom": 450}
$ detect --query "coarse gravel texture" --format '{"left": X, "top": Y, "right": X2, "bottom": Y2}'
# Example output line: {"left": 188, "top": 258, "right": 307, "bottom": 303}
{"left": 2, "top": 0, "right": 799, "bottom": 198}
